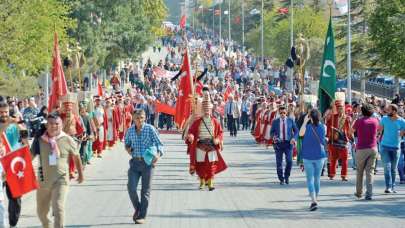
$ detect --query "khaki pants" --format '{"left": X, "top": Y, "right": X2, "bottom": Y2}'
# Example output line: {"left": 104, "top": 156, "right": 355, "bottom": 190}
{"left": 355, "top": 148, "right": 377, "bottom": 197}
{"left": 37, "top": 183, "right": 69, "bottom": 228}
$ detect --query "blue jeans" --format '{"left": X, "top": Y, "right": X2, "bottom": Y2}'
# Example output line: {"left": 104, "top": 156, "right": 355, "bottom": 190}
{"left": 380, "top": 145, "right": 400, "bottom": 189}
{"left": 303, "top": 158, "right": 326, "bottom": 198}
{"left": 127, "top": 159, "right": 154, "bottom": 219}
{"left": 398, "top": 143, "right": 405, "bottom": 181}
{"left": 274, "top": 142, "right": 293, "bottom": 182}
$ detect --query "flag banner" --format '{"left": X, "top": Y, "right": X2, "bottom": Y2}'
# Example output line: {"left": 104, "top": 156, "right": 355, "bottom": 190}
{"left": 155, "top": 101, "right": 176, "bottom": 116}
{"left": 153, "top": 67, "right": 177, "bottom": 79}
{"left": 174, "top": 50, "right": 193, "bottom": 129}
{"left": 318, "top": 17, "right": 337, "bottom": 114}
{"left": 278, "top": 7, "right": 289, "bottom": 15}
{"left": 48, "top": 32, "right": 68, "bottom": 112}
{"left": 97, "top": 79, "right": 103, "bottom": 97}
{"left": 1, "top": 146, "right": 38, "bottom": 198}
{"left": 223, "top": 85, "right": 234, "bottom": 101}
{"left": 180, "top": 15, "right": 187, "bottom": 29}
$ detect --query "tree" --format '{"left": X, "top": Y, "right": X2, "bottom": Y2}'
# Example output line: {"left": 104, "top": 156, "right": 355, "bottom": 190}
{"left": 369, "top": 0, "right": 405, "bottom": 78}
{"left": 246, "top": 6, "right": 327, "bottom": 76}
{"left": 0, "top": 0, "right": 74, "bottom": 76}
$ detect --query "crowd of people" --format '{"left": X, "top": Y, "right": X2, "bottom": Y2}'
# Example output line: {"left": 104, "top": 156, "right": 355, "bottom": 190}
{"left": 0, "top": 26, "right": 404, "bottom": 227}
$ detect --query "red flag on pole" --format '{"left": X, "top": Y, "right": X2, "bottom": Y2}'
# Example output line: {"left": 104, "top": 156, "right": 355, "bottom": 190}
{"left": 155, "top": 100, "right": 176, "bottom": 116}
{"left": 278, "top": 7, "right": 289, "bottom": 15}
{"left": 1, "top": 133, "right": 11, "bottom": 154}
{"left": 174, "top": 50, "right": 193, "bottom": 129}
{"left": 223, "top": 85, "right": 234, "bottom": 101}
{"left": 1, "top": 146, "right": 38, "bottom": 198}
{"left": 97, "top": 79, "right": 103, "bottom": 97}
{"left": 48, "top": 32, "right": 68, "bottom": 112}
{"left": 180, "top": 15, "right": 187, "bottom": 29}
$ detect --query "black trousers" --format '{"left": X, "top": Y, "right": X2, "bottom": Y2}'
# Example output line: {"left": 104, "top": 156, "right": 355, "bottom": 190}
{"left": 5, "top": 182, "right": 21, "bottom": 226}
{"left": 227, "top": 114, "right": 237, "bottom": 136}
{"left": 241, "top": 111, "right": 249, "bottom": 130}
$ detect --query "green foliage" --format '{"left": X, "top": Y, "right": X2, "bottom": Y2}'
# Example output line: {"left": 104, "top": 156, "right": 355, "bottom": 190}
{"left": 246, "top": 6, "right": 327, "bottom": 75}
{"left": 369, "top": 0, "right": 405, "bottom": 78}
{"left": 0, "top": 0, "right": 74, "bottom": 76}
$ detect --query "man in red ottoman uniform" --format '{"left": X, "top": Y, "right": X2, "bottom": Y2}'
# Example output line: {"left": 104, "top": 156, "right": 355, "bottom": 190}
{"left": 187, "top": 93, "right": 227, "bottom": 191}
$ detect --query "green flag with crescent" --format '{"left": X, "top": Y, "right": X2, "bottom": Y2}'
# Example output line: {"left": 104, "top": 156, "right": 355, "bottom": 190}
{"left": 318, "top": 16, "right": 337, "bottom": 114}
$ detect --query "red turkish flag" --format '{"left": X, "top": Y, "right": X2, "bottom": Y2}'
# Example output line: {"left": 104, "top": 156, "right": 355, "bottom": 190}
{"left": 155, "top": 100, "right": 176, "bottom": 116}
{"left": 48, "top": 32, "right": 68, "bottom": 112}
{"left": 0, "top": 132, "right": 11, "bottom": 154}
{"left": 223, "top": 85, "right": 234, "bottom": 101}
{"left": 278, "top": 7, "right": 289, "bottom": 15}
{"left": 179, "top": 15, "right": 187, "bottom": 29}
{"left": 1, "top": 146, "right": 38, "bottom": 198}
{"left": 174, "top": 50, "right": 193, "bottom": 129}
{"left": 97, "top": 79, "right": 103, "bottom": 97}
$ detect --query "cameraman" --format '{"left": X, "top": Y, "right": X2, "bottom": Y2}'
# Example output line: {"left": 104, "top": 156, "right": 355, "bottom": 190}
{"left": 0, "top": 100, "right": 29, "bottom": 228}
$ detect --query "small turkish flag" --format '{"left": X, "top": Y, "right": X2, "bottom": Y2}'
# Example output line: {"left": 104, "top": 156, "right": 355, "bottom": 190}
{"left": 179, "top": 15, "right": 186, "bottom": 29}
{"left": 1, "top": 146, "right": 38, "bottom": 198}
{"left": 97, "top": 79, "right": 103, "bottom": 97}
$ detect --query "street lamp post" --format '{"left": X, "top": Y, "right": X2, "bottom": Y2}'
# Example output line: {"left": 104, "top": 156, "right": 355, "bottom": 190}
{"left": 228, "top": 0, "right": 231, "bottom": 42}
{"left": 261, "top": 0, "right": 264, "bottom": 69}
{"left": 242, "top": 0, "right": 245, "bottom": 52}
{"left": 347, "top": 0, "right": 352, "bottom": 104}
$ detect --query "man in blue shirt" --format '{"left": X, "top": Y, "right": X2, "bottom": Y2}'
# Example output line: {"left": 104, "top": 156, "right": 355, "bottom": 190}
{"left": 379, "top": 104, "right": 405, "bottom": 193}
{"left": 125, "top": 109, "right": 163, "bottom": 224}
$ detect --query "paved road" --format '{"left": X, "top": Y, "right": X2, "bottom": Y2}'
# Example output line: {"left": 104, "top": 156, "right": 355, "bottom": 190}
{"left": 17, "top": 130, "right": 405, "bottom": 228}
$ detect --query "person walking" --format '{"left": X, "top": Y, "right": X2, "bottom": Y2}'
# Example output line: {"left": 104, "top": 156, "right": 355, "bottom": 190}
{"left": 351, "top": 104, "right": 379, "bottom": 200}
{"left": 299, "top": 109, "right": 327, "bottom": 211}
{"left": 270, "top": 106, "right": 298, "bottom": 185}
{"left": 0, "top": 101, "right": 29, "bottom": 228}
{"left": 125, "top": 109, "right": 163, "bottom": 224}
{"left": 378, "top": 104, "right": 405, "bottom": 193}
{"left": 31, "top": 113, "right": 84, "bottom": 228}
{"left": 225, "top": 95, "right": 238, "bottom": 137}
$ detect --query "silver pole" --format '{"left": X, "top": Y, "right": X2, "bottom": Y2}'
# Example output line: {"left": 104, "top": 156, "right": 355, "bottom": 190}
{"left": 290, "top": 0, "right": 294, "bottom": 48}
{"left": 228, "top": 0, "right": 231, "bottom": 42}
{"left": 242, "top": 0, "right": 245, "bottom": 51}
{"left": 219, "top": 5, "right": 222, "bottom": 42}
{"left": 45, "top": 67, "right": 49, "bottom": 107}
{"left": 347, "top": 0, "right": 352, "bottom": 104}
{"left": 212, "top": 8, "right": 215, "bottom": 35}
{"left": 261, "top": 0, "right": 264, "bottom": 69}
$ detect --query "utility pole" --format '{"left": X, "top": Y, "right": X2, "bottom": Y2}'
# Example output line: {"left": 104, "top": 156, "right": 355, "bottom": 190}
{"left": 261, "top": 0, "right": 264, "bottom": 69}
{"left": 347, "top": 0, "right": 352, "bottom": 104}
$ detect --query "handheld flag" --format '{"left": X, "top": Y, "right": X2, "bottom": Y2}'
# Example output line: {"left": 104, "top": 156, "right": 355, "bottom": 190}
{"left": 318, "top": 17, "right": 337, "bottom": 114}
{"left": 1, "top": 146, "right": 38, "bottom": 198}
{"left": 48, "top": 32, "right": 68, "bottom": 112}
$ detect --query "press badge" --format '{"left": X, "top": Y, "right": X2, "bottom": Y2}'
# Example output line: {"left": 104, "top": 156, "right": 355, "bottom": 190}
{"left": 49, "top": 153, "right": 57, "bottom": 166}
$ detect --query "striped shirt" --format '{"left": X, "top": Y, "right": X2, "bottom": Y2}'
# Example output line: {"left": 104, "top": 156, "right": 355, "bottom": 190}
{"left": 199, "top": 117, "right": 213, "bottom": 140}
{"left": 124, "top": 123, "right": 163, "bottom": 158}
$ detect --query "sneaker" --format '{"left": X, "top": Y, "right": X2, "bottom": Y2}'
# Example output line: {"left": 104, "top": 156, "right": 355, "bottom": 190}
{"left": 208, "top": 187, "right": 215, "bottom": 191}
{"left": 309, "top": 202, "right": 318, "bottom": 211}
{"left": 354, "top": 193, "right": 362, "bottom": 200}
{"left": 384, "top": 189, "right": 392, "bottom": 194}
{"left": 279, "top": 181, "right": 285, "bottom": 185}
{"left": 285, "top": 179, "right": 289, "bottom": 185}
{"left": 135, "top": 218, "right": 146, "bottom": 224}
{"left": 392, "top": 189, "right": 397, "bottom": 193}
{"left": 365, "top": 196, "right": 372, "bottom": 200}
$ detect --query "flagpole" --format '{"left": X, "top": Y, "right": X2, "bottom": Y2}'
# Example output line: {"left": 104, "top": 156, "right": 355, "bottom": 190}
{"left": 261, "top": 0, "right": 264, "bottom": 69}
{"left": 242, "top": 0, "right": 245, "bottom": 52}
{"left": 219, "top": 5, "right": 222, "bottom": 42}
{"left": 290, "top": 0, "right": 294, "bottom": 48}
{"left": 228, "top": 0, "right": 231, "bottom": 43}
{"left": 347, "top": 0, "right": 352, "bottom": 104}
{"left": 45, "top": 66, "right": 49, "bottom": 107}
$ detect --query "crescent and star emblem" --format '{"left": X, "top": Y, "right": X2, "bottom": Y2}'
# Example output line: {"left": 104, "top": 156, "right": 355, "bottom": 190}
{"left": 10, "top": 156, "right": 26, "bottom": 179}
{"left": 322, "top": 60, "right": 336, "bottom": 78}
